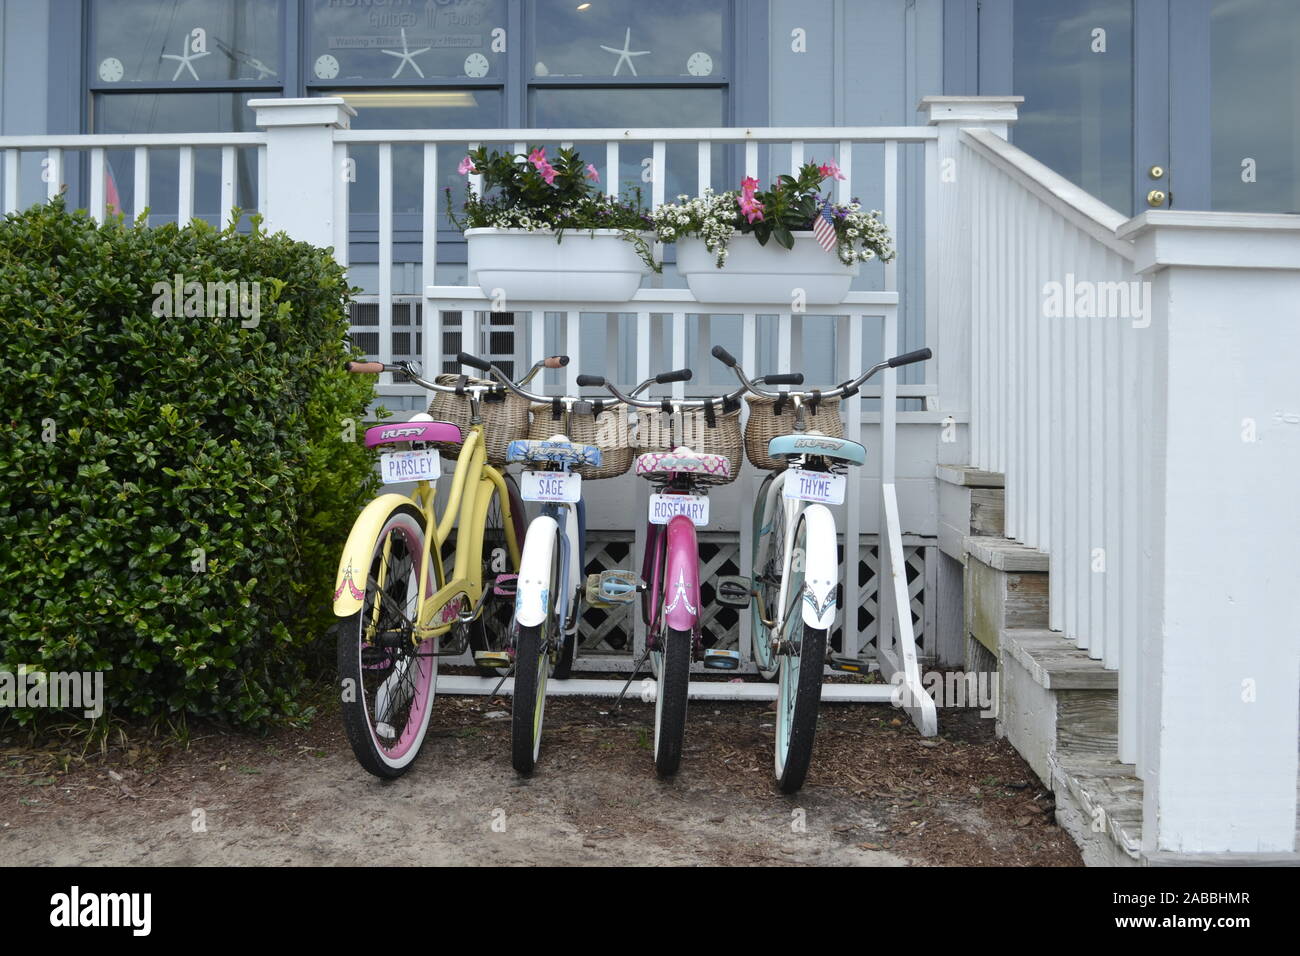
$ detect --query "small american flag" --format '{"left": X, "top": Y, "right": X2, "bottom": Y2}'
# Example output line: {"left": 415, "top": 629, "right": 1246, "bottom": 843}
{"left": 812, "top": 203, "right": 838, "bottom": 253}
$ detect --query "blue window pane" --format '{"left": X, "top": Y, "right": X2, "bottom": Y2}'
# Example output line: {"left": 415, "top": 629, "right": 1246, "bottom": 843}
{"left": 1210, "top": 0, "right": 1300, "bottom": 213}
{"left": 1012, "top": 0, "right": 1133, "bottom": 214}
{"left": 92, "top": 0, "right": 281, "bottom": 84}
{"left": 532, "top": 0, "right": 726, "bottom": 79}
{"left": 308, "top": 0, "right": 508, "bottom": 81}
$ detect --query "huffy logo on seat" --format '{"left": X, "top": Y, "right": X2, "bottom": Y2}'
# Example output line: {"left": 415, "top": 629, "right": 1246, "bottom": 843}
{"left": 49, "top": 886, "right": 151, "bottom": 936}
{"left": 793, "top": 438, "right": 844, "bottom": 450}
{"left": 380, "top": 426, "right": 426, "bottom": 439}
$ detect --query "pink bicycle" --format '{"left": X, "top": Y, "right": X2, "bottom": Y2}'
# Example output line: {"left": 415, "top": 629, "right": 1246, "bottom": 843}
{"left": 578, "top": 365, "right": 801, "bottom": 776}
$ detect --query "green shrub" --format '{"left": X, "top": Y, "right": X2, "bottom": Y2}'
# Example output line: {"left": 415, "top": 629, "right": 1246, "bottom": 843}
{"left": 0, "top": 197, "right": 380, "bottom": 728}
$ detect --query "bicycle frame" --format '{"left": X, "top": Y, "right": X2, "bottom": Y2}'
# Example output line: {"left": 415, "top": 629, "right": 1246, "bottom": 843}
{"left": 641, "top": 478, "right": 705, "bottom": 644}
{"left": 332, "top": 423, "right": 522, "bottom": 643}
{"left": 754, "top": 472, "right": 839, "bottom": 635}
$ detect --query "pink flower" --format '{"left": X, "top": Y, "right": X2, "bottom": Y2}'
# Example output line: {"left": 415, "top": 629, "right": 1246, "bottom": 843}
{"left": 528, "top": 147, "right": 547, "bottom": 167}
{"left": 738, "top": 193, "right": 765, "bottom": 223}
{"left": 740, "top": 176, "right": 760, "bottom": 197}
{"left": 458, "top": 156, "right": 476, "bottom": 175}
{"left": 818, "top": 160, "right": 846, "bottom": 181}
{"left": 537, "top": 160, "right": 558, "bottom": 185}
{"left": 585, "top": 163, "right": 600, "bottom": 182}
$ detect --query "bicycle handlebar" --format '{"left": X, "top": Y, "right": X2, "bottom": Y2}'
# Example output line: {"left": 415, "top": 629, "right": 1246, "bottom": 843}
{"left": 710, "top": 345, "right": 933, "bottom": 402}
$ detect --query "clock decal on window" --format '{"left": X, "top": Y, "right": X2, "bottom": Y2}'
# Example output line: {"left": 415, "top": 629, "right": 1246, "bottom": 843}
{"left": 99, "top": 57, "right": 125, "bottom": 83}
{"left": 314, "top": 54, "right": 339, "bottom": 80}
{"left": 686, "top": 51, "right": 713, "bottom": 77}
{"left": 464, "top": 53, "right": 489, "bottom": 78}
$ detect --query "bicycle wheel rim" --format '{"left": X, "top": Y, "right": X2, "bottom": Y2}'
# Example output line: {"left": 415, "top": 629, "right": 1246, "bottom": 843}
{"left": 753, "top": 486, "right": 786, "bottom": 680}
{"left": 353, "top": 508, "right": 437, "bottom": 769}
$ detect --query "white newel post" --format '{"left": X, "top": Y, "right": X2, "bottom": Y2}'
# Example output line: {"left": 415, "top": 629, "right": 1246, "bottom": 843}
{"left": 918, "top": 96, "right": 1024, "bottom": 424}
{"left": 249, "top": 98, "right": 355, "bottom": 256}
{"left": 1118, "top": 211, "right": 1300, "bottom": 855}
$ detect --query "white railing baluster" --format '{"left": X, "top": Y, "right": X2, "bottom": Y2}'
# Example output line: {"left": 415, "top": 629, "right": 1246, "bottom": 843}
{"left": 422, "top": 144, "right": 439, "bottom": 377}
{"left": 467, "top": 141, "right": 482, "bottom": 196}
{"left": 256, "top": 145, "right": 267, "bottom": 216}
{"left": 220, "top": 145, "right": 236, "bottom": 229}
{"left": 177, "top": 146, "right": 194, "bottom": 225}
{"left": 45, "top": 148, "right": 61, "bottom": 202}
{"left": 884, "top": 140, "right": 898, "bottom": 295}
{"left": 671, "top": 311, "right": 686, "bottom": 400}
{"left": 843, "top": 313, "right": 864, "bottom": 657}
{"left": 697, "top": 140, "right": 710, "bottom": 196}
{"left": 3, "top": 149, "right": 18, "bottom": 214}
{"left": 1088, "top": 240, "right": 1106, "bottom": 660}
{"left": 332, "top": 142, "right": 349, "bottom": 266}
{"left": 378, "top": 143, "right": 393, "bottom": 373}
{"left": 836, "top": 139, "right": 852, "bottom": 204}
{"left": 89, "top": 148, "right": 106, "bottom": 224}
{"left": 790, "top": 139, "right": 803, "bottom": 174}
{"left": 133, "top": 147, "right": 149, "bottom": 223}
{"left": 566, "top": 310, "right": 580, "bottom": 394}
{"left": 744, "top": 141, "right": 757, "bottom": 179}
{"left": 605, "top": 141, "right": 619, "bottom": 199}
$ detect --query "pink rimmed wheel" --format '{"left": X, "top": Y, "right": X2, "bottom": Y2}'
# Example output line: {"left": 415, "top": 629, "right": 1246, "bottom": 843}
{"left": 338, "top": 503, "right": 441, "bottom": 779}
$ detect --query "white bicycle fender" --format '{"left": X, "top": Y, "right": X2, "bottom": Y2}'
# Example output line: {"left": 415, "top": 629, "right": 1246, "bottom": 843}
{"left": 515, "top": 515, "right": 559, "bottom": 628}
{"left": 799, "top": 504, "right": 839, "bottom": 630}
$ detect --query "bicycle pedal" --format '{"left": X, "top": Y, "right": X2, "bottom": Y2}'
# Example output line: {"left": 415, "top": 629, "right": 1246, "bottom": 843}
{"left": 828, "top": 653, "right": 868, "bottom": 673}
{"left": 702, "top": 649, "right": 741, "bottom": 671}
{"left": 473, "top": 650, "right": 512, "bottom": 669}
{"left": 492, "top": 573, "right": 518, "bottom": 597}
{"left": 585, "top": 570, "right": 643, "bottom": 608}
{"left": 714, "top": 575, "right": 752, "bottom": 608}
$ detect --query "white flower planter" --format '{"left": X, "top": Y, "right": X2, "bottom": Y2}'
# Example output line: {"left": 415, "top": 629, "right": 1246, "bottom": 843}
{"left": 676, "top": 233, "right": 859, "bottom": 306}
{"left": 465, "top": 228, "right": 652, "bottom": 302}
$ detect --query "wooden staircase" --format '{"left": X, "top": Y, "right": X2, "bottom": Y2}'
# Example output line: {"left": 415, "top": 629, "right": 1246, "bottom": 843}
{"left": 937, "top": 465, "right": 1142, "bottom": 865}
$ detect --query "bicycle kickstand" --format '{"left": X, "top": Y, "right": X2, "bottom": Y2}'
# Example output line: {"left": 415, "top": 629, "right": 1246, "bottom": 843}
{"left": 613, "top": 646, "right": 652, "bottom": 712}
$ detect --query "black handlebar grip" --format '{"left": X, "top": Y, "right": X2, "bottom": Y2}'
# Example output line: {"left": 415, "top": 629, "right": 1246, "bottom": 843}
{"left": 887, "top": 348, "right": 933, "bottom": 368}
{"left": 711, "top": 345, "right": 737, "bottom": 367}
{"left": 576, "top": 374, "right": 606, "bottom": 388}
{"left": 456, "top": 352, "right": 492, "bottom": 372}
{"left": 764, "top": 372, "right": 805, "bottom": 386}
{"left": 655, "top": 368, "right": 693, "bottom": 384}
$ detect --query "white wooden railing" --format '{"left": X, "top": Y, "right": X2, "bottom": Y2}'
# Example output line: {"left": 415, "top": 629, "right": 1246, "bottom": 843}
{"left": 0, "top": 133, "right": 267, "bottom": 226}
{"left": 960, "top": 127, "right": 1148, "bottom": 767}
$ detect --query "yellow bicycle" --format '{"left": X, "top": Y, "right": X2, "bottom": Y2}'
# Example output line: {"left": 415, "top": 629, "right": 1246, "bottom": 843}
{"left": 332, "top": 355, "right": 561, "bottom": 778}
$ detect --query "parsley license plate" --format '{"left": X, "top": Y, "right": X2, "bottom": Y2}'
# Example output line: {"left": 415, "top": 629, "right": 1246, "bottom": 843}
{"left": 783, "top": 468, "right": 846, "bottom": 505}
{"left": 648, "top": 494, "right": 710, "bottom": 526}
{"left": 521, "top": 470, "right": 582, "bottom": 503}
{"left": 380, "top": 449, "right": 441, "bottom": 484}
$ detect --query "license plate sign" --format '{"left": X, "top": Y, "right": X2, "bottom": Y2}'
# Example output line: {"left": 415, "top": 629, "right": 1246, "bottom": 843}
{"left": 522, "top": 470, "right": 582, "bottom": 503}
{"left": 783, "top": 468, "right": 846, "bottom": 505}
{"left": 380, "top": 449, "right": 441, "bottom": 485}
{"left": 649, "top": 494, "right": 710, "bottom": 527}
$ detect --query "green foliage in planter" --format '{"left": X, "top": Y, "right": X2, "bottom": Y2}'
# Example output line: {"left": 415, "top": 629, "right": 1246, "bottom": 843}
{"left": 0, "top": 197, "right": 379, "bottom": 728}
{"left": 444, "top": 145, "right": 657, "bottom": 267}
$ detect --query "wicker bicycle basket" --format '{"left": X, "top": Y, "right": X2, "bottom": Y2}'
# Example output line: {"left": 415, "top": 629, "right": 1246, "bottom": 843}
{"left": 527, "top": 398, "right": 633, "bottom": 480}
{"left": 634, "top": 401, "right": 743, "bottom": 487}
{"left": 427, "top": 374, "right": 530, "bottom": 467}
{"left": 743, "top": 393, "right": 845, "bottom": 471}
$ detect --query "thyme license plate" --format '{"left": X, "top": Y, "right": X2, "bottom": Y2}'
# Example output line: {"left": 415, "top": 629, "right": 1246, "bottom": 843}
{"left": 521, "top": 470, "right": 582, "bottom": 503}
{"left": 649, "top": 493, "right": 710, "bottom": 527}
{"left": 783, "top": 468, "right": 846, "bottom": 505}
{"left": 380, "top": 449, "right": 441, "bottom": 484}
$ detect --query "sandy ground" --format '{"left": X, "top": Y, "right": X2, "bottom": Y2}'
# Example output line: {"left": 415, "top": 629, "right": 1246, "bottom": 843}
{"left": 1, "top": 691, "right": 1081, "bottom": 867}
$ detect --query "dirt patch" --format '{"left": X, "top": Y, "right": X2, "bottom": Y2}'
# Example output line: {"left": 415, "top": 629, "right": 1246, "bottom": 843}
{"left": 0, "top": 691, "right": 1081, "bottom": 866}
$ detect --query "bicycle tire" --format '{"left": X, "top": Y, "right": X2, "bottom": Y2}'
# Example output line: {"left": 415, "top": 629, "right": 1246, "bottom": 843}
{"left": 470, "top": 473, "right": 526, "bottom": 677}
{"left": 338, "top": 502, "right": 439, "bottom": 779}
{"left": 652, "top": 627, "right": 691, "bottom": 777}
{"left": 773, "top": 513, "right": 827, "bottom": 794}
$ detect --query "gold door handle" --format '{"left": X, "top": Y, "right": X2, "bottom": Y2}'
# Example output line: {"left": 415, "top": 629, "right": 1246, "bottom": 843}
{"left": 1147, "top": 189, "right": 1167, "bottom": 207}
